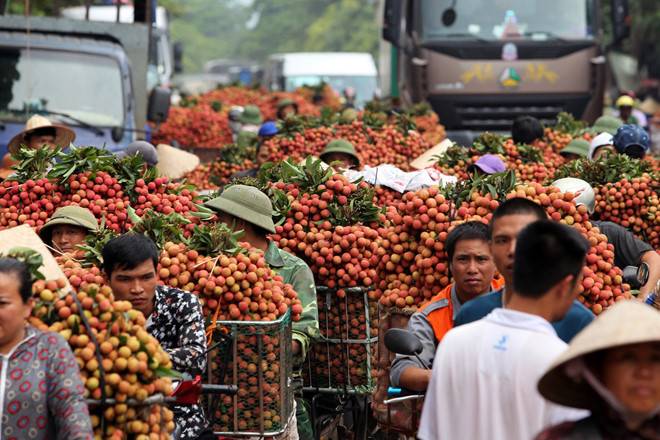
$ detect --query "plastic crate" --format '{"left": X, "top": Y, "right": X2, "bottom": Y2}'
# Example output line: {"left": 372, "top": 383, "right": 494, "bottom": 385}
{"left": 302, "top": 286, "right": 377, "bottom": 394}
{"left": 205, "top": 309, "right": 293, "bottom": 437}
{"left": 371, "top": 304, "right": 422, "bottom": 436}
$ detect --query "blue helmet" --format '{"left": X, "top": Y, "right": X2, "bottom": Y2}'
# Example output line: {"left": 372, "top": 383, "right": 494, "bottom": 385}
{"left": 258, "top": 121, "right": 279, "bottom": 137}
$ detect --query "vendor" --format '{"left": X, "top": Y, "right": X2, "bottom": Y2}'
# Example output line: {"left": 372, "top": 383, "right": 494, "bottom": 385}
{"left": 559, "top": 139, "right": 590, "bottom": 162}
{"left": 225, "top": 122, "right": 278, "bottom": 185}
{"left": 116, "top": 141, "right": 159, "bottom": 169}
{"left": 320, "top": 139, "right": 360, "bottom": 171}
{"left": 537, "top": 301, "right": 660, "bottom": 439}
{"left": 204, "top": 185, "right": 319, "bottom": 440}
{"left": 7, "top": 114, "right": 75, "bottom": 154}
{"left": 588, "top": 133, "right": 615, "bottom": 161}
{"left": 277, "top": 99, "right": 298, "bottom": 119}
{"left": 612, "top": 124, "right": 650, "bottom": 159}
{"left": 0, "top": 258, "right": 94, "bottom": 440}
{"left": 236, "top": 105, "right": 263, "bottom": 152}
{"left": 39, "top": 206, "right": 98, "bottom": 255}
{"left": 101, "top": 234, "right": 212, "bottom": 440}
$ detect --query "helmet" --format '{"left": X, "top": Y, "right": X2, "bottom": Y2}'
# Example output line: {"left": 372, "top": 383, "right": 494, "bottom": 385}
{"left": 277, "top": 99, "right": 298, "bottom": 112}
{"left": 238, "top": 105, "right": 263, "bottom": 126}
{"left": 551, "top": 178, "right": 595, "bottom": 214}
{"left": 320, "top": 139, "right": 360, "bottom": 167}
{"left": 615, "top": 95, "right": 635, "bottom": 108}
{"left": 588, "top": 132, "right": 614, "bottom": 161}
{"left": 228, "top": 106, "right": 244, "bottom": 121}
{"left": 39, "top": 206, "right": 99, "bottom": 245}
{"left": 204, "top": 185, "right": 276, "bottom": 234}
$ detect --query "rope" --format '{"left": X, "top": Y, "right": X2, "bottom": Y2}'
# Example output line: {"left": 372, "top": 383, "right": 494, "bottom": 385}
{"left": 205, "top": 298, "right": 223, "bottom": 346}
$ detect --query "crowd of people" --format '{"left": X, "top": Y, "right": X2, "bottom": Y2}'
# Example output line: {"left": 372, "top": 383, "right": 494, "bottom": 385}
{"left": 0, "top": 94, "right": 658, "bottom": 440}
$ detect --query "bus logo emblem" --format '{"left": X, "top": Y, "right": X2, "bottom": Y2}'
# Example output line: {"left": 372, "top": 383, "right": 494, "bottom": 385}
{"left": 499, "top": 67, "right": 520, "bottom": 89}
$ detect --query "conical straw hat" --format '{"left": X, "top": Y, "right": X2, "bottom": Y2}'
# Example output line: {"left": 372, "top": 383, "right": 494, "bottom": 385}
{"left": 538, "top": 300, "right": 660, "bottom": 410}
{"left": 8, "top": 115, "right": 76, "bottom": 154}
{"left": 155, "top": 144, "right": 200, "bottom": 179}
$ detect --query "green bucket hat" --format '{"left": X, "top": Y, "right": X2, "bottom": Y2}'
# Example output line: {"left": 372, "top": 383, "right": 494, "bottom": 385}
{"left": 560, "top": 139, "right": 590, "bottom": 158}
{"left": 590, "top": 115, "right": 624, "bottom": 135}
{"left": 277, "top": 98, "right": 298, "bottom": 111}
{"left": 238, "top": 105, "right": 263, "bottom": 126}
{"left": 39, "top": 206, "right": 99, "bottom": 244}
{"left": 204, "top": 185, "right": 276, "bottom": 234}
{"left": 320, "top": 139, "right": 360, "bottom": 167}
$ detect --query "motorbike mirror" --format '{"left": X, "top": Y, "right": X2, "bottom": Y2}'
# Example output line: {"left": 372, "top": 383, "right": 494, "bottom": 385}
{"left": 623, "top": 262, "right": 650, "bottom": 290}
{"left": 384, "top": 328, "right": 423, "bottom": 356}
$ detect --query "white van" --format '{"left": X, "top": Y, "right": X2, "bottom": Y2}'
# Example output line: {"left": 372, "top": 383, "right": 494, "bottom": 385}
{"left": 60, "top": 5, "right": 177, "bottom": 88}
{"left": 264, "top": 52, "right": 379, "bottom": 106}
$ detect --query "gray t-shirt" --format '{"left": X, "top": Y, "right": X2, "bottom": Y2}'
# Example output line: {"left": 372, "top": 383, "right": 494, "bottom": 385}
{"left": 592, "top": 220, "right": 652, "bottom": 269}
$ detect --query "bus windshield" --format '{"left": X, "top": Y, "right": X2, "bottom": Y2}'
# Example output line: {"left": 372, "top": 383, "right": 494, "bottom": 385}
{"left": 285, "top": 75, "right": 378, "bottom": 105}
{"left": 420, "top": 0, "right": 595, "bottom": 42}
{"left": 0, "top": 48, "right": 124, "bottom": 126}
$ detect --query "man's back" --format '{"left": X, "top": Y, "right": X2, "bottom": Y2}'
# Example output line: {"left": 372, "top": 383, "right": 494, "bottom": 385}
{"left": 454, "top": 288, "right": 594, "bottom": 343}
{"left": 418, "top": 309, "right": 584, "bottom": 440}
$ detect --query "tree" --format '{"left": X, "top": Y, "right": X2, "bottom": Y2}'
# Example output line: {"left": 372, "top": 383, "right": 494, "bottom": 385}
{"left": 303, "top": 0, "right": 379, "bottom": 57}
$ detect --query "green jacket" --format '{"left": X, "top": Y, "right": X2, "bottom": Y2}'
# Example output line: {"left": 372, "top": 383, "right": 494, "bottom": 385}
{"left": 265, "top": 241, "right": 319, "bottom": 369}
{"left": 236, "top": 129, "right": 258, "bottom": 153}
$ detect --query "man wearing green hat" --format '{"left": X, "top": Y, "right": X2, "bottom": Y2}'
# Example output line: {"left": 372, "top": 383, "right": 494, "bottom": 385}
{"left": 277, "top": 98, "right": 298, "bottom": 119}
{"left": 559, "top": 138, "right": 590, "bottom": 162}
{"left": 204, "top": 185, "right": 319, "bottom": 440}
{"left": 39, "top": 206, "right": 98, "bottom": 255}
{"left": 236, "top": 105, "right": 263, "bottom": 152}
{"left": 320, "top": 139, "right": 360, "bottom": 171}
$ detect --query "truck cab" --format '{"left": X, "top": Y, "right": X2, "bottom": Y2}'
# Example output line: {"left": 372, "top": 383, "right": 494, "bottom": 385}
{"left": 0, "top": 6, "right": 170, "bottom": 157}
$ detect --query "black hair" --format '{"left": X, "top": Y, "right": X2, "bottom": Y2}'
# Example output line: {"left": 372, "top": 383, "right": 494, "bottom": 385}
{"left": 513, "top": 220, "right": 590, "bottom": 298}
{"left": 511, "top": 116, "right": 544, "bottom": 145}
{"left": 102, "top": 234, "right": 159, "bottom": 277}
{"left": 446, "top": 221, "right": 490, "bottom": 262}
{"left": 489, "top": 197, "right": 547, "bottom": 239}
{"left": 25, "top": 127, "right": 57, "bottom": 139}
{"left": 0, "top": 258, "right": 34, "bottom": 303}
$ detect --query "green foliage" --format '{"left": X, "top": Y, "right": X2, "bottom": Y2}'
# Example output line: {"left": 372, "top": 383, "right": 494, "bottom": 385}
{"left": 548, "top": 153, "right": 659, "bottom": 185}
{"left": 127, "top": 208, "right": 190, "bottom": 248}
{"left": 187, "top": 222, "right": 246, "bottom": 257}
{"left": 9, "top": 145, "right": 61, "bottom": 181}
{"left": 0, "top": 247, "right": 46, "bottom": 281}
{"left": 548, "top": 112, "right": 588, "bottom": 137}
{"left": 78, "top": 221, "right": 119, "bottom": 269}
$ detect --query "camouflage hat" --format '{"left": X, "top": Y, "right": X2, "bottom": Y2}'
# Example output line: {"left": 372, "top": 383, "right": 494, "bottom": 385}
{"left": 39, "top": 206, "right": 98, "bottom": 244}
{"left": 589, "top": 115, "right": 624, "bottom": 135}
{"left": 204, "top": 185, "right": 276, "bottom": 234}
{"left": 560, "top": 139, "right": 590, "bottom": 158}
{"left": 238, "top": 105, "right": 263, "bottom": 126}
{"left": 320, "top": 139, "right": 360, "bottom": 167}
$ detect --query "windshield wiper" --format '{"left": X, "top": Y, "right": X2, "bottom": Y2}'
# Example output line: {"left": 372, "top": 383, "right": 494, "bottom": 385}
{"left": 443, "top": 33, "right": 489, "bottom": 43}
{"left": 38, "top": 109, "right": 105, "bottom": 136}
{"left": 518, "top": 31, "right": 567, "bottom": 43}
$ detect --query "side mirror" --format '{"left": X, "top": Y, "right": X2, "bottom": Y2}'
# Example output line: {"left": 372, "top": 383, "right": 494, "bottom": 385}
{"left": 611, "top": 0, "right": 630, "bottom": 44}
{"left": 382, "top": 0, "right": 403, "bottom": 47}
{"left": 384, "top": 328, "right": 423, "bottom": 356}
{"left": 147, "top": 87, "right": 171, "bottom": 123}
{"left": 173, "top": 42, "right": 184, "bottom": 74}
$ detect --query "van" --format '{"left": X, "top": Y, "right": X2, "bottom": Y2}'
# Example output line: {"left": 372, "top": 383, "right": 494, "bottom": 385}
{"left": 264, "top": 52, "right": 379, "bottom": 106}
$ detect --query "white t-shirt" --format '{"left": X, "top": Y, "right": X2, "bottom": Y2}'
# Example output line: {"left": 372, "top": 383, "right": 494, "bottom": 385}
{"left": 418, "top": 308, "right": 588, "bottom": 440}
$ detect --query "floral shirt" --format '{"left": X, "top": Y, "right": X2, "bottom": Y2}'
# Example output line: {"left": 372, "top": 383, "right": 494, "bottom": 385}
{"left": 0, "top": 325, "right": 93, "bottom": 440}
{"left": 147, "top": 285, "right": 208, "bottom": 440}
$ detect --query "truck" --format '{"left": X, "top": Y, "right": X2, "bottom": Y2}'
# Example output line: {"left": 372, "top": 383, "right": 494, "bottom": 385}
{"left": 381, "top": 0, "right": 631, "bottom": 145}
{"left": 263, "top": 52, "right": 380, "bottom": 107}
{"left": 0, "top": 1, "right": 171, "bottom": 157}
{"left": 60, "top": 3, "right": 182, "bottom": 89}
